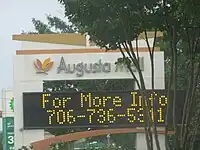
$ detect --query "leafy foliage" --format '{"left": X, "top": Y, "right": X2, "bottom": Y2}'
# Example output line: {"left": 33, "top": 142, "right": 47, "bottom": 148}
{"left": 18, "top": 145, "right": 33, "bottom": 150}
{"left": 23, "top": 15, "right": 77, "bottom": 34}
{"left": 110, "top": 133, "right": 136, "bottom": 150}
{"left": 59, "top": 0, "right": 143, "bottom": 49}
{"left": 158, "top": 39, "right": 188, "bottom": 90}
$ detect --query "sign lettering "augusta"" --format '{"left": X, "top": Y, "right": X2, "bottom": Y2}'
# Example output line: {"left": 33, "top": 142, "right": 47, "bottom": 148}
{"left": 57, "top": 56, "right": 144, "bottom": 77}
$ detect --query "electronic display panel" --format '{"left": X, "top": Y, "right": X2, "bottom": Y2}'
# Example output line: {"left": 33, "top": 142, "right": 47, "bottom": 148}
{"left": 23, "top": 90, "right": 185, "bottom": 129}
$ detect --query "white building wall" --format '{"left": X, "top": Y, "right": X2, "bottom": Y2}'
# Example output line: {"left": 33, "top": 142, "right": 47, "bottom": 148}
{"left": 13, "top": 52, "right": 164, "bottom": 84}
{"left": 20, "top": 41, "right": 91, "bottom": 50}
{"left": 13, "top": 39, "right": 165, "bottom": 149}
{"left": 13, "top": 51, "right": 165, "bottom": 149}
{"left": 13, "top": 79, "right": 44, "bottom": 149}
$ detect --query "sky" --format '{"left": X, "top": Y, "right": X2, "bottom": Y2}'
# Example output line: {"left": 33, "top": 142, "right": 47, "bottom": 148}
{"left": 0, "top": 0, "right": 65, "bottom": 94}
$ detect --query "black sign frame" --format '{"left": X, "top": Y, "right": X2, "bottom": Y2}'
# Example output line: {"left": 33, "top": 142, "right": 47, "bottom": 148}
{"left": 23, "top": 90, "right": 185, "bottom": 129}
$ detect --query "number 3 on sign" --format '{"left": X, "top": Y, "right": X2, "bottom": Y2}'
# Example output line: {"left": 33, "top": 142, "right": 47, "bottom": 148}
{"left": 8, "top": 135, "right": 14, "bottom": 144}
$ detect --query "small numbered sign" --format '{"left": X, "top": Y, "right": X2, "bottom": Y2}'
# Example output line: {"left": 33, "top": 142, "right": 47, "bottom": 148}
{"left": 3, "top": 117, "right": 14, "bottom": 150}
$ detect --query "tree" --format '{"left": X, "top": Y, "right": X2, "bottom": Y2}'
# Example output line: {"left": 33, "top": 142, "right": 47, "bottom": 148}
{"left": 58, "top": 0, "right": 200, "bottom": 149}
{"left": 23, "top": 14, "right": 77, "bottom": 34}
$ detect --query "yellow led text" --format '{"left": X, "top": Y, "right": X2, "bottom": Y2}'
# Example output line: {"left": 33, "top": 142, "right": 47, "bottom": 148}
{"left": 42, "top": 93, "right": 71, "bottom": 109}
{"left": 80, "top": 93, "right": 122, "bottom": 108}
{"left": 47, "top": 109, "right": 76, "bottom": 125}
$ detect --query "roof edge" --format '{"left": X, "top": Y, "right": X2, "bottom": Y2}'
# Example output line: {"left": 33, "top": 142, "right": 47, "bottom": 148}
{"left": 12, "top": 33, "right": 87, "bottom": 46}
{"left": 12, "top": 32, "right": 163, "bottom": 46}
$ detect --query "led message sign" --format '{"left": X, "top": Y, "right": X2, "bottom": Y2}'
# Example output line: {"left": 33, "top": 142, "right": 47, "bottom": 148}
{"left": 23, "top": 90, "right": 184, "bottom": 129}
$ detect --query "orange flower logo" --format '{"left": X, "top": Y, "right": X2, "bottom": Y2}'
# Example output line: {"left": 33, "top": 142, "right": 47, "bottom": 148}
{"left": 34, "top": 58, "right": 54, "bottom": 75}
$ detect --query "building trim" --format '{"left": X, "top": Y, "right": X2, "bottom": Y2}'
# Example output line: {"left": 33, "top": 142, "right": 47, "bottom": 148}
{"left": 32, "top": 128, "right": 173, "bottom": 150}
{"left": 16, "top": 47, "right": 160, "bottom": 55}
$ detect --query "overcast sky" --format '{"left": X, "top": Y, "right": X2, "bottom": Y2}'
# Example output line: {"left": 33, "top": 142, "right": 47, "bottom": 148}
{"left": 0, "top": 0, "right": 65, "bottom": 93}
